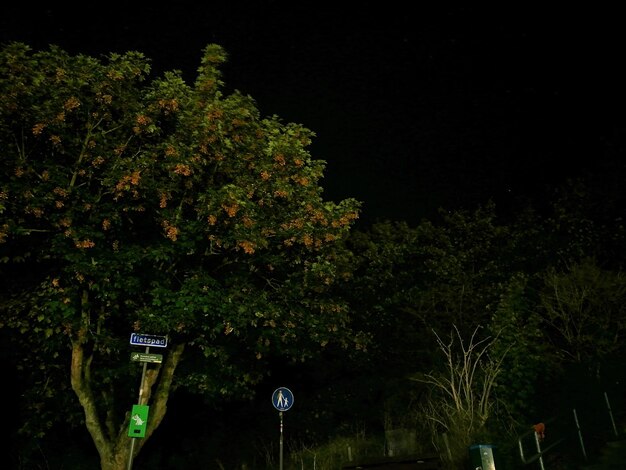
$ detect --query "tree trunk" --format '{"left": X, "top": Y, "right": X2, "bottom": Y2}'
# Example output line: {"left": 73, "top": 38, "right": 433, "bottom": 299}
{"left": 70, "top": 301, "right": 186, "bottom": 470}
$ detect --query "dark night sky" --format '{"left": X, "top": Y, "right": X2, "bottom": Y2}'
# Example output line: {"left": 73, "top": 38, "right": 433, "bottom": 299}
{"left": 2, "top": 3, "right": 625, "bottom": 224}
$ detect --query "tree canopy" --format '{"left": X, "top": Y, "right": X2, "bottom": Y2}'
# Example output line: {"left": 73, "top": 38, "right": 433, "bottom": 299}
{"left": 2, "top": 40, "right": 626, "bottom": 470}
{"left": 0, "top": 42, "right": 362, "bottom": 470}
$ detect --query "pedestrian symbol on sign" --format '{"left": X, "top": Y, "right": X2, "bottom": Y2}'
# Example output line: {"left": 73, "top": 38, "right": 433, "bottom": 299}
{"left": 272, "top": 387, "right": 294, "bottom": 411}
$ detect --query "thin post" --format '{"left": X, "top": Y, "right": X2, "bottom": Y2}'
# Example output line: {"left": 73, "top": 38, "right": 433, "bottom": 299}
{"left": 573, "top": 408, "right": 587, "bottom": 461}
{"left": 279, "top": 411, "right": 284, "bottom": 470}
{"left": 534, "top": 431, "right": 546, "bottom": 470}
{"left": 127, "top": 346, "right": 150, "bottom": 470}
{"left": 604, "top": 392, "right": 619, "bottom": 438}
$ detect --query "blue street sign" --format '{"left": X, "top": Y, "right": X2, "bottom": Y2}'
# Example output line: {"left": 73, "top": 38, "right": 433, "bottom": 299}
{"left": 272, "top": 387, "right": 294, "bottom": 411}
{"left": 130, "top": 333, "right": 168, "bottom": 348}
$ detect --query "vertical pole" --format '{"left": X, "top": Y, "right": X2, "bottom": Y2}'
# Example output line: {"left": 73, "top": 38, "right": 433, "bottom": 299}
{"left": 604, "top": 392, "right": 619, "bottom": 438}
{"left": 127, "top": 346, "right": 150, "bottom": 470}
{"left": 279, "top": 411, "right": 284, "bottom": 470}
{"left": 573, "top": 408, "right": 587, "bottom": 461}
{"left": 534, "top": 431, "right": 545, "bottom": 470}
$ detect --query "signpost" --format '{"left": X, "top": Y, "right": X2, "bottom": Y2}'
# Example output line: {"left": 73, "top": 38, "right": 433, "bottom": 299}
{"left": 130, "top": 352, "right": 163, "bottom": 364}
{"left": 129, "top": 333, "right": 168, "bottom": 348}
{"left": 272, "top": 387, "right": 294, "bottom": 470}
{"left": 272, "top": 387, "right": 294, "bottom": 412}
{"left": 128, "top": 404, "right": 149, "bottom": 438}
{"left": 127, "top": 333, "right": 167, "bottom": 470}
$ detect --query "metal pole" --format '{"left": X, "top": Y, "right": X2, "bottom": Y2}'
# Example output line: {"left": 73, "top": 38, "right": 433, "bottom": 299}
{"left": 127, "top": 346, "right": 150, "bottom": 470}
{"left": 604, "top": 392, "right": 619, "bottom": 437}
{"left": 534, "top": 431, "right": 545, "bottom": 470}
{"left": 573, "top": 408, "right": 587, "bottom": 461}
{"left": 279, "top": 411, "right": 284, "bottom": 470}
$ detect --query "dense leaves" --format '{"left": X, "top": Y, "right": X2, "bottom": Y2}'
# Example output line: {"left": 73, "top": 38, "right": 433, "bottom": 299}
{"left": 2, "top": 40, "right": 626, "bottom": 469}
{"left": 0, "top": 42, "right": 361, "bottom": 469}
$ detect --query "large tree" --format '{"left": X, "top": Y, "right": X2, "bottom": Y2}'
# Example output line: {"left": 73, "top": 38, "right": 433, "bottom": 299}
{"left": 0, "top": 42, "right": 361, "bottom": 470}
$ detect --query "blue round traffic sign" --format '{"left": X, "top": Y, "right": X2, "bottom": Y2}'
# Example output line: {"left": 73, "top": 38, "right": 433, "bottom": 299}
{"left": 272, "top": 387, "right": 294, "bottom": 411}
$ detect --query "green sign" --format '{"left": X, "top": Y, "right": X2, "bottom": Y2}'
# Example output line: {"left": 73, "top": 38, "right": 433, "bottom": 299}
{"left": 128, "top": 404, "right": 149, "bottom": 438}
{"left": 130, "top": 352, "right": 163, "bottom": 364}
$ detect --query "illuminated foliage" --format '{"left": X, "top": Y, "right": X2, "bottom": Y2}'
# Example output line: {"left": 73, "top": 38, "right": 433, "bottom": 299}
{"left": 0, "top": 42, "right": 361, "bottom": 469}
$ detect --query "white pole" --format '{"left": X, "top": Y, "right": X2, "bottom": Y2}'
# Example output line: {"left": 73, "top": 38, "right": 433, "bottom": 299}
{"left": 279, "top": 411, "right": 284, "bottom": 470}
{"left": 573, "top": 408, "right": 587, "bottom": 461}
{"left": 604, "top": 392, "right": 619, "bottom": 438}
{"left": 534, "top": 431, "right": 545, "bottom": 470}
{"left": 127, "top": 346, "right": 150, "bottom": 470}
